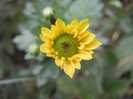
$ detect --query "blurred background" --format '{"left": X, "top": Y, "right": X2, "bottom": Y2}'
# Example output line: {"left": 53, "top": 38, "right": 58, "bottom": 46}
{"left": 0, "top": 0, "right": 133, "bottom": 99}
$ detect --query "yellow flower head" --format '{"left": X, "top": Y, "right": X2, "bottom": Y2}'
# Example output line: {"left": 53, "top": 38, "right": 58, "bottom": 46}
{"left": 39, "top": 18, "right": 102, "bottom": 78}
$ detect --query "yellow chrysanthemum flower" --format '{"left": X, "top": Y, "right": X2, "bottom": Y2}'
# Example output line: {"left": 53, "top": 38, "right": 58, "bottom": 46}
{"left": 39, "top": 18, "right": 102, "bottom": 78}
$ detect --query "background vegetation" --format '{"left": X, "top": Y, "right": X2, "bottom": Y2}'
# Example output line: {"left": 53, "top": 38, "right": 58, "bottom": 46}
{"left": 0, "top": 0, "right": 133, "bottom": 99}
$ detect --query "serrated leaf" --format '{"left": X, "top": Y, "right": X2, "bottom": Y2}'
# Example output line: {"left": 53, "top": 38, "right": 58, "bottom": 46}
{"left": 32, "top": 65, "right": 44, "bottom": 75}
{"left": 115, "top": 36, "right": 133, "bottom": 59}
{"left": 120, "top": 15, "right": 133, "bottom": 34}
{"left": 65, "top": 0, "right": 103, "bottom": 28}
{"left": 23, "top": 2, "right": 37, "bottom": 18}
{"left": 31, "top": 25, "right": 41, "bottom": 36}
{"left": 36, "top": 58, "right": 60, "bottom": 87}
{"left": 13, "top": 25, "right": 35, "bottom": 51}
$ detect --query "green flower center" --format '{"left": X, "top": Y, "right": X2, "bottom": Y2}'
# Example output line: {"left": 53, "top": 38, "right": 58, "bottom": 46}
{"left": 53, "top": 34, "right": 78, "bottom": 58}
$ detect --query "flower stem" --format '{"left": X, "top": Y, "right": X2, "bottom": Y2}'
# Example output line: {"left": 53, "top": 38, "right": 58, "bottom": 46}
{"left": 0, "top": 76, "right": 35, "bottom": 85}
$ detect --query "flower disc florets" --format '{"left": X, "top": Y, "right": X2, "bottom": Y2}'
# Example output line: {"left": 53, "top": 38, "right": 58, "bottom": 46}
{"left": 53, "top": 34, "right": 78, "bottom": 58}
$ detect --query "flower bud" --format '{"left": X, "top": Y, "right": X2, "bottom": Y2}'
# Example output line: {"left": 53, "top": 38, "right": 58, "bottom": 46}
{"left": 28, "top": 43, "right": 39, "bottom": 55}
{"left": 42, "top": 7, "right": 54, "bottom": 18}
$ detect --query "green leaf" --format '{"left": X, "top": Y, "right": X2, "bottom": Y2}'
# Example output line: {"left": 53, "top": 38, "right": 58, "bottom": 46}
{"left": 65, "top": 0, "right": 103, "bottom": 28}
{"left": 96, "top": 33, "right": 109, "bottom": 45}
{"left": 81, "top": 58, "right": 105, "bottom": 96}
{"left": 23, "top": 2, "right": 37, "bottom": 18}
{"left": 31, "top": 25, "right": 41, "bottom": 36}
{"left": 0, "top": 38, "right": 15, "bottom": 55}
{"left": 36, "top": 58, "right": 60, "bottom": 87}
{"left": 32, "top": 65, "right": 44, "bottom": 75}
{"left": 24, "top": 53, "right": 35, "bottom": 60}
{"left": 17, "top": 69, "right": 31, "bottom": 77}
{"left": 106, "top": 49, "right": 118, "bottom": 67}
{"left": 106, "top": 80, "right": 130, "bottom": 97}
{"left": 107, "top": 1, "right": 123, "bottom": 8}
{"left": 79, "top": 78, "right": 100, "bottom": 99}
{"left": 24, "top": 52, "right": 45, "bottom": 62}
{"left": 57, "top": 76, "right": 78, "bottom": 93}
{"left": 55, "top": 0, "right": 72, "bottom": 7}
{"left": 13, "top": 25, "right": 36, "bottom": 51}
{"left": 35, "top": 53, "right": 46, "bottom": 62}
{"left": 115, "top": 36, "right": 133, "bottom": 59}
{"left": 120, "top": 15, "right": 133, "bottom": 34}
{"left": 115, "top": 36, "right": 133, "bottom": 77}
{"left": 100, "top": 21, "right": 113, "bottom": 32}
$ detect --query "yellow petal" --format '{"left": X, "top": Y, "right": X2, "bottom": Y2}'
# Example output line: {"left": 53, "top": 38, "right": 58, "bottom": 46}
{"left": 61, "top": 65, "right": 64, "bottom": 69}
{"left": 82, "top": 50, "right": 94, "bottom": 54}
{"left": 85, "top": 39, "right": 102, "bottom": 50}
{"left": 47, "top": 53, "right": 54, "bottom": 57}
{"left": 70, "top": 18, "right": 78, "bottom": 29}
{"left": 55, "top": 19, "right": 66, "bottom": 34}
{"left": 81, "top": 33, "right": 96, "bottom": 44}
{"left": 51, "top": 25, "right": 56, "bottom": 32}
{"left": 46, "top": 50, "right": 55, "bottom": 57}
{"left": 70, "top": 29, "right": 77, "bottom": 38}
{"left": 70, "top": 55, "right": 82, "bottom": 61}
{"left": 65, "top": 25, "right": 71, "bottom": 34}
{"left": 72, "top": 59, "right": 81, "bottom": 70}
{"left": 78, "top": 31, "right": 89, "bottom": 37}
{"left": 64, "top": 60, "right": 75, "bottom": 78}
{"left": 51, "top": 25, "right": 60, "bottom": 38}
{"left": 56, "top": 19, "right": 66, "bottom": 27}
{"left": 55, "top": 57, "right": 63, "bottom": 67}
{"left": 76, "top": 36, "right": 81, "bottom": 41}
{"left": 76, "top": 57, "right": 82, "bottom": 61}
{"left": 77, "top": 19, "right": 89, "bottom": 33}
{"left": 40, "top": 43, "right": 52, "bottom": 53}
{"left": 41, "top": 27, "right": 53, "bottom": 36}
{"left": 78, "top": 42, "right": 85, "bottom": 49}
{"left": 39, "top": 34, "right": 52, "bottom": 42}
{"left": 78, "top": 51, "right": 92, "bottom": 60}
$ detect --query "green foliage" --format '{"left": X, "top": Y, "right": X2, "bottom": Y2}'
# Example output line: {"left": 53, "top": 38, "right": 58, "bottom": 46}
{"left": 0, "top": 66, "right": 4, "bottom": 78}
{"left": 13, "top": 25, "right": 36, "bottom": 51}
{"left": 65, "top": 0, "right": 103, "bottom": 28}
{"left": 107, "top": 0, "right": 123, "bottom": 9}
{"left": 120, "top": 15, "right": 133, "bottom": 34}
{"left": 57, "top": 76, "right": 78, "bottom": 93}
{"left": 0, "top": 0, "right": 133, "bottom": 99}
{"left": 115, "top": 36, "right": 133, "bottom": 59}
{"left": 36, "top": 58, "right": 60, "bottom": 87}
